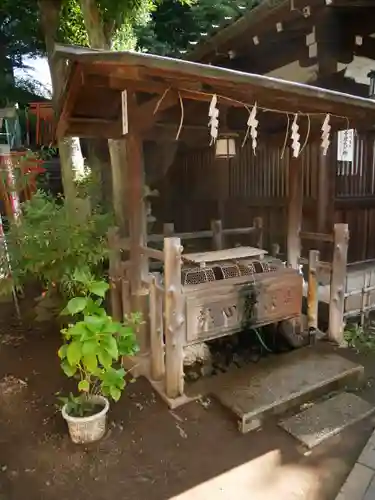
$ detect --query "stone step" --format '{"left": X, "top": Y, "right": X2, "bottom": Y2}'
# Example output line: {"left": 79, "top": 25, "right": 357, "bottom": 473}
{"left": 211, "top": 347, "right": 364, "bottom": 433}
{"left": 279, "top": 392, "right": 375, "bottom": 449}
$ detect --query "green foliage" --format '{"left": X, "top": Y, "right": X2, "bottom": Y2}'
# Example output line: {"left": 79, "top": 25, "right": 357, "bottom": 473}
{"left": 344, "top": 322, "right": 375, "bottom": 353}
{"left": 1, "top": 0, "right": 45, "bottom": 68}
{"left": 58, "top": 273, "right": 139, "bottom": 415}
{"left": 136, "top": 0, "right": 260, "bottom": 56}
{"left": 57, "top": 392, "right": 99, "bottom": 417}
{"left": 58, "top": 0, "right": 89, "bottom": 46}
{"left": 4, "top": 190, "right": 112, "bottom": 297}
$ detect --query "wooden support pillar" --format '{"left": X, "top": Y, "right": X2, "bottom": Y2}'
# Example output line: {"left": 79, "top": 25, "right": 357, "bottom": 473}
{"left": 287, "top": 156, "right": 303, "bottom": 269}
{"left": 253, "top": 217, "right": 263, "bottom": 248}
{"left": 307, "top": 249, "right": 319, "bottom": 331}
{"left": 328, "top": 223, "right": 349, "bottom": 344}
{"left": 315, "top": 8, "right": 337, "bottom": 242}
{"left": 211, "top": 219, "right": 223, "bottom": 250}
{"left": 122, "top": 276, "right": 131, "bottom": 318}
{"left": 163, "top": 222, "right": 175, "bottom": 237}
{"left": 164, "top": 237, "right": 185, "bottom": 399}
{"left": 107, "top": 227, "right": 123, "bottom": 321}
{"left": 127, "top": 131, "right": 149, "bottom": 354}
{"left": 317, "top": 150, "right": 335, "bottom": 236}
{"left": 271, "top": 243, "right": 280, "bottom": 258}
{"left": 149, "top": 275, "right": 165, "bottom": 381}
{"left": 108, "top": 138, "right": 129, "bottom": 237}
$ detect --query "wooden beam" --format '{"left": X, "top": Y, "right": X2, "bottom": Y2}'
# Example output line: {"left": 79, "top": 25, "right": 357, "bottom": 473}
{"left": 56, "top": 63, "right": 84, "bottom": 137}
{"left": 135, "top": 88, "right": 247, "bottom": 133}
{"left": 139, "top": 245, "right": 165, "bottom": 261}
{"left": 188, "top": 0, "right": 325, "bottom": 63}
{"left": 67, "top": 118, "right": 122, "bottom": 138}
{"left": 136, "top": 92, "right": 178, "bottom": 132}
{"left": 287, "top": 154, "right": 303, "bottom": 269}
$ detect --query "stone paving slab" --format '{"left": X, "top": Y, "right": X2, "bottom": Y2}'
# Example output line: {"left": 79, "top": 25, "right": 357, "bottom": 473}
{"left": 213, "top": 349, "right": 363, "bottom": 433}
{"left": 336, "top": 463, "right": 375, "bottom": 500}
{"left": 336, "top": 428, "right": 375, "bottom": 500}
{"left": 279, "top": 393, "right": 375, "bottom": 449}
{"left": 363, "top": 475, "right": 375, "bottom": 500}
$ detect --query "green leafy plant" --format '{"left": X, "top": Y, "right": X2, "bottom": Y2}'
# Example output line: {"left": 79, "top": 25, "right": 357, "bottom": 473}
{"left": 344, "top": 321, "right": 375, "bottom": 353}
{"left": 58, "top": 271, "right": 139, "bottom": 416}
{"left": 57, "top": 393, "right": 98, "bottom": 417}
{"left": 3, "top": 190, "right": 112, "bottom": 298}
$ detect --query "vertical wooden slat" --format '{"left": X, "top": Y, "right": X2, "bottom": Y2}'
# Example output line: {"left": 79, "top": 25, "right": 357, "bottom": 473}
{"left": 360, "top": 271, "right": 369, "bottom": 327}
{"left": 317, "top": 148, "right": 335, "bottom": 236}
{"left": 287, "top": 156, "right": 303, "bottom": 269}
{"left": 108, "top": 227, "right": 123, "bottom": 322}
{"left": 122, "top": 277, "right": 131, "bottom": 318}
{"left": 164, "top": 237, "right": 185, "bottom": 399}
{"left": 150, "top": 276, "right": 165, "bottom": 381}
{"left": 253, "top": 217, "right": 263, "bottom": 249}
{"left": 163, "top": 222, "right": 175, "bottom": 237}
{"left": 328, "top": 223, "right": 349, "bottom": 344}
{"left": 127, "top": 131, "right": 149, "bottom": 354}
{"left": 307, "top": 249, "right": 319, "bottom": 331}
{"left": 211, "top": 219, "right": 224, "bottom": 250}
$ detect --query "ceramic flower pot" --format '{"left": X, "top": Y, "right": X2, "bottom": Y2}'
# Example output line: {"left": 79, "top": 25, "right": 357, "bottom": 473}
{"left": 62, "top": 395, "right": 109, "bottom": 444}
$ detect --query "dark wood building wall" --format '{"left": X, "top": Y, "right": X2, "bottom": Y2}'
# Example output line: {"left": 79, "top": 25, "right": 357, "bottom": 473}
{"left": 154, "top": 132, "right": 375, "bottom": 263}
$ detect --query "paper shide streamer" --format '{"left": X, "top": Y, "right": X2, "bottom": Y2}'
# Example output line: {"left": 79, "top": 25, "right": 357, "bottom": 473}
{"left": 208, "top": 94, "right": 219, "bottom": 146}
{"left": 321, "top": 114, "right": 331, "bottom": 156}
{"left": 291, "top": 114, "right": 300, "bottom": 158}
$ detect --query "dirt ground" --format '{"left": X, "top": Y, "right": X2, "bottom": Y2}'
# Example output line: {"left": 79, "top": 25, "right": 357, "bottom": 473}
{"left": 1, "top": 297, "right": 375, "bottom": 500}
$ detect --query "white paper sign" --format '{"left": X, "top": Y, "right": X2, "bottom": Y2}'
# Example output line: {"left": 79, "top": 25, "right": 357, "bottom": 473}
{"left": 337, "top": 129, "right": 354, "bottom": 162}
{"left": 121, "top": 90, "right": 128, "bottom": 135}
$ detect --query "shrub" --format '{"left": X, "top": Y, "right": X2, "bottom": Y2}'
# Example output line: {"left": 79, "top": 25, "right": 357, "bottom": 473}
{"left": 3, "top": 190, "right": 112, "bottom": 298}
{"left": 58, "top": 271, "right": 139, "bottom": 416}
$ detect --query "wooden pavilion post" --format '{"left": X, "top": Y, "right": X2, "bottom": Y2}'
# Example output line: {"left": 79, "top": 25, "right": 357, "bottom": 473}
{"left": 164, "top": 237, "right": 185, "bottom": 399}
{"left": 328, "top": 223, "right": 349, "bottom": 344}
{"left": 287, "top": 156, "right": 303, "bottom": 269}
{"left": 307, "top": 249, "right": 319, "bottom": 332}
{"left": 126, "top": 99, "right": 150, "bottom": 355}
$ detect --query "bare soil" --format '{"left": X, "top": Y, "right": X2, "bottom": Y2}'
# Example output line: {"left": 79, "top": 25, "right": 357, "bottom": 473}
{"left": 0, "top": 296, "right": 375, "bottom": 500}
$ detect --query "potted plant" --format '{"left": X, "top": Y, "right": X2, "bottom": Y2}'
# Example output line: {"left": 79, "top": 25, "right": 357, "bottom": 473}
{"left": 58, "top": 271, "right": 139, "bottom": 444}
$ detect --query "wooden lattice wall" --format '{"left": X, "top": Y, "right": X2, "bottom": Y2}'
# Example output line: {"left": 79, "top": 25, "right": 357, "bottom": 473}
{"left": 154, "top": 132, "right": 375, "bottom": 264}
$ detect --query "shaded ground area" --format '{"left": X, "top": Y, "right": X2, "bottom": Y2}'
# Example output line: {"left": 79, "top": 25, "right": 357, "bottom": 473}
{"left": 0, "top": 297, "right": 375, "bottom": 499}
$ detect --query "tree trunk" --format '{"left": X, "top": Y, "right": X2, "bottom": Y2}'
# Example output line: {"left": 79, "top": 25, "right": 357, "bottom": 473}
{"left": 79, "top": 0, "right": 128, "bottom": 234}
{"left": 38, "top": 0, "right": 83, "bottom": 212}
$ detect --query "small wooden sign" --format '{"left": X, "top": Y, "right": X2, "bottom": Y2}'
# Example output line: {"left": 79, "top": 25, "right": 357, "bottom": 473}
{"left": 121, "top": 90, "right": 128, "bottom": 135}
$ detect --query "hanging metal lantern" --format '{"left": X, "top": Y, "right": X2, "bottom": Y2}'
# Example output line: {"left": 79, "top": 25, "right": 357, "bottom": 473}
{"left": 368, "top": 70, "right": 375, "bottom": 99}
{"left": 215, "top": 133, "right": 237, "bottom": 159}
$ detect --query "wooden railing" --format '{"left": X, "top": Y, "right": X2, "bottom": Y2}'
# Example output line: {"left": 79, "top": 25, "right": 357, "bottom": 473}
{"left": 300, "top": 225, "right": 349, "bottom": 343}
{"left": 107, "top": 217, "right": 263, "bottom": 316}
{"left": 117, "top": 217, "right": 263, "bottom": 252}
{"left": 108, "top": 218, "right": 263, "bottom": 397}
